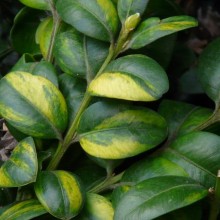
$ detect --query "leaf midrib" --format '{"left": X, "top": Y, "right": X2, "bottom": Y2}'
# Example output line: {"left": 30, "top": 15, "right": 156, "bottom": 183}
{"left": 126, "top": 183, "right": 205, "bottom": 219}
{"left": 167, "top": 148, "right": 216, "bottom": 178}
{"left": 79, "top": 126, "right": 150, "bottom": 138}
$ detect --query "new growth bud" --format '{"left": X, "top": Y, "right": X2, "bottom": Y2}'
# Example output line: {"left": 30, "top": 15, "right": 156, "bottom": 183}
{"left": 124, "top": 13, "right": 141, "bottom": 32}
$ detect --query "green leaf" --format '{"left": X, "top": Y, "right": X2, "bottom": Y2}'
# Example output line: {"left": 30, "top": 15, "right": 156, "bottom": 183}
{"left": 0, "top": 137, "right": 38, "bottom": 187}
{"left": 88, "top": 55, "right": 169, "bottom": 101}
{"left": 158, "top": 100, "right": 212, "bottom": 140}
{"left": 122, "top": 156, "right": 189, "bottom": 184}
{"left": 10, "top": 7, "right": 42, "bottom": 54}
{"left": 78, "top": 101, "right": 167, "bottom": 159}
{"left": 35, "top": 170, "right": 85, "bottom": 219}
{"left": 78, "top": 193, "right": 114, "bottom": 220}
{"left": 114, "top": 176, "right": 208, "bottom": 220}
{"left": 123, "top": 131, "right": 220, "bottom": 188}
{"left": 113, "top": 131, "right": 220, "bottom": 204}
{"left": 128, "top": 16, "right": 198, "bottom": 49}
{"left": 59, "top": 74, "right": 86, "bottom": 128}
{"left": 112, "top": 156, "right": 188, "bottom": 208}
{"left": 54, "top": 28, "right": 109, "bottom": 79}
{"left": 56, "top": 0, "right": 119, "bottom": 42}
{"left": 12, "top": 54, "right": 59, "bottom": 87}
{"left": 19, "top": 0, "right": 50, "bottom": 10}
{"left": 162, "top": 131, "right": 220, "bottom": 188}
{"left": 35, "top": 17, "right": 53, "bottom": 59}
{"left": 0, "top": 199, "right": 47, "bottom": 220}
{"left": 0, "top": 71, "right": 68, "bottom": 139}
{"left": 117, "top": 0, "right": 150, "bottom": 23}
{"left": 197, "top": 38, "right": 220, "bottom": 106}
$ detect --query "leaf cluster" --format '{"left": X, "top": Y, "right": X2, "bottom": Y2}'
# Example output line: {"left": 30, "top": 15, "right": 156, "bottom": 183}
{"left": 1, "top": 0, "right": 220, "bottom": 219}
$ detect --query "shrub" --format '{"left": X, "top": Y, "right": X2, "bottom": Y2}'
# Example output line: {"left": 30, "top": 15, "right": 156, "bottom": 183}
{"left": 1, "top": 0, "right": 220, "bottom": 219}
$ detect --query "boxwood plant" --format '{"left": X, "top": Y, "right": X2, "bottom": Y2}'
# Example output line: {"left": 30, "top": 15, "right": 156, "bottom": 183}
{"left": 1, "top": 0, "right": 220, "bottom": 219}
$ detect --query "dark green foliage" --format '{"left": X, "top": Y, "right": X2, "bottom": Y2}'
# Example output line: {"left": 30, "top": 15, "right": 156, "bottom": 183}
{"left": 1, "top": 0, "right": 220, "bottom": 219}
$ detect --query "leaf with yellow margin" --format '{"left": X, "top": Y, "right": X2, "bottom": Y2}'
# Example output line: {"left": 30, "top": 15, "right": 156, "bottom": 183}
{"left": 0, "top": 137, "right": 38, "bottom": 187}
{"left": 88, "top": 55, "right": 169, "bottom": 101}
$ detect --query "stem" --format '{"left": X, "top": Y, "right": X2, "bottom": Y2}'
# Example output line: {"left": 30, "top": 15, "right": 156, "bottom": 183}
{"left": 46, "top": 0, "right": 61, "bottom": 63}
{"left": 47, "top": 93, "right": 91, "bottom": 170}
{"left": 209, "top": 170, "right": 220, "bottom": 220}
{"left": 195, "top": 108, "right": 220, "bottom": 131}
{"left": 89, "top": 172, "right": 124, "bottom": 194}
{"left": 46, "top": 46, "right": 115, "bottom": 170}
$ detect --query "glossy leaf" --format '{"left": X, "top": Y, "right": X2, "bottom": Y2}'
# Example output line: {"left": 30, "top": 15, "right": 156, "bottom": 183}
{"left": 113, "top": 131, "right": 220, "bottom": 206}
{"left": 128, "top": 16, "right": 198, "bottom": 49}
{"left": 112, "top": 156, "right": 188, "bottom": 208}
{"left": 0, "top": 199, "right": 46, "bottom": 220}
{"left": 88, "top": 55, "right": 169, "bottom": 101}
{"left": 198, "top": 38, "right": 220, "bottom": 106}
{"left": 10, "top": 7, "right": 42, "bottom": 54}
{"left": 35, "top": 170, "right": 85, "bottom": 219}
{"left": 122, "top": 156, "right": 188, "bottom": 184}
{"left": 59, "top": 74, "right": 86, "bottom": 128}
{"left": 117, "top": 0, "right": 150, "bottom": 23}
{"left": 12, "top": 54, "right": 59, "bottom": 86}
{"left": 78, "top": 101, "right": 167, "bottom": 159}
{"left": 114, "top": 176, "right": 208, "bottom": 220}
{"left": 0, "top": 71, "right": 67, "bottom": 139}
{"left": 160, "top": 131, "right": 220, "bottom": 188}
{"left": 158, "top": 100, "right": 212, "bottom": 140}
{"left": 19, "top": 0, "right": 50, "bottom": 10}
{"left": 54, "top": 28, "right": 109, "bottom": 79}
{"left": 78, "top": 193, "right": 114, "bottom": 220}
{"left": 0, "top": 137, "right": 38, "bottom": 187}
{"left": 35, "top": 17, "right": 53, "bottom": 59}
{"left": 124, "top": 131, "right": 220, "bottom": 188}
{"left": 56, "top": 0, "right": 119, "bottom": 42}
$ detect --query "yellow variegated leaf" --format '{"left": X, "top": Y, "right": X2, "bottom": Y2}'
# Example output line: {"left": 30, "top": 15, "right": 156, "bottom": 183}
{"left": 0, "top": 71, "right": 68, "bottom": 139}
{"left": 19, "top": 0, "right": 50, "bottom": 10}
{"left": 56, "top": 0, "right": 119, "bottom": 42}
{"left": 0, "top": 199, "right": 46, "bottom": 220}
{"left": 78, "top": 193, "right": 114, "bottom": 220}
{"left": 0, "top": 137, "right": 38, "bottom": 187}
{"left": 88, "top": 55, "right": 169, "bottom": 101}
{"left": 78, "top": 101, "right": 167, "bottom": 159}
{"left": 128, "top": 16, "right": 198, "bottom": 49}
{"left": 35, "top": 171, "right": 85, "bottom": 219}
{"left": 36, "top": 17, "right": 53, "bottom": 59}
